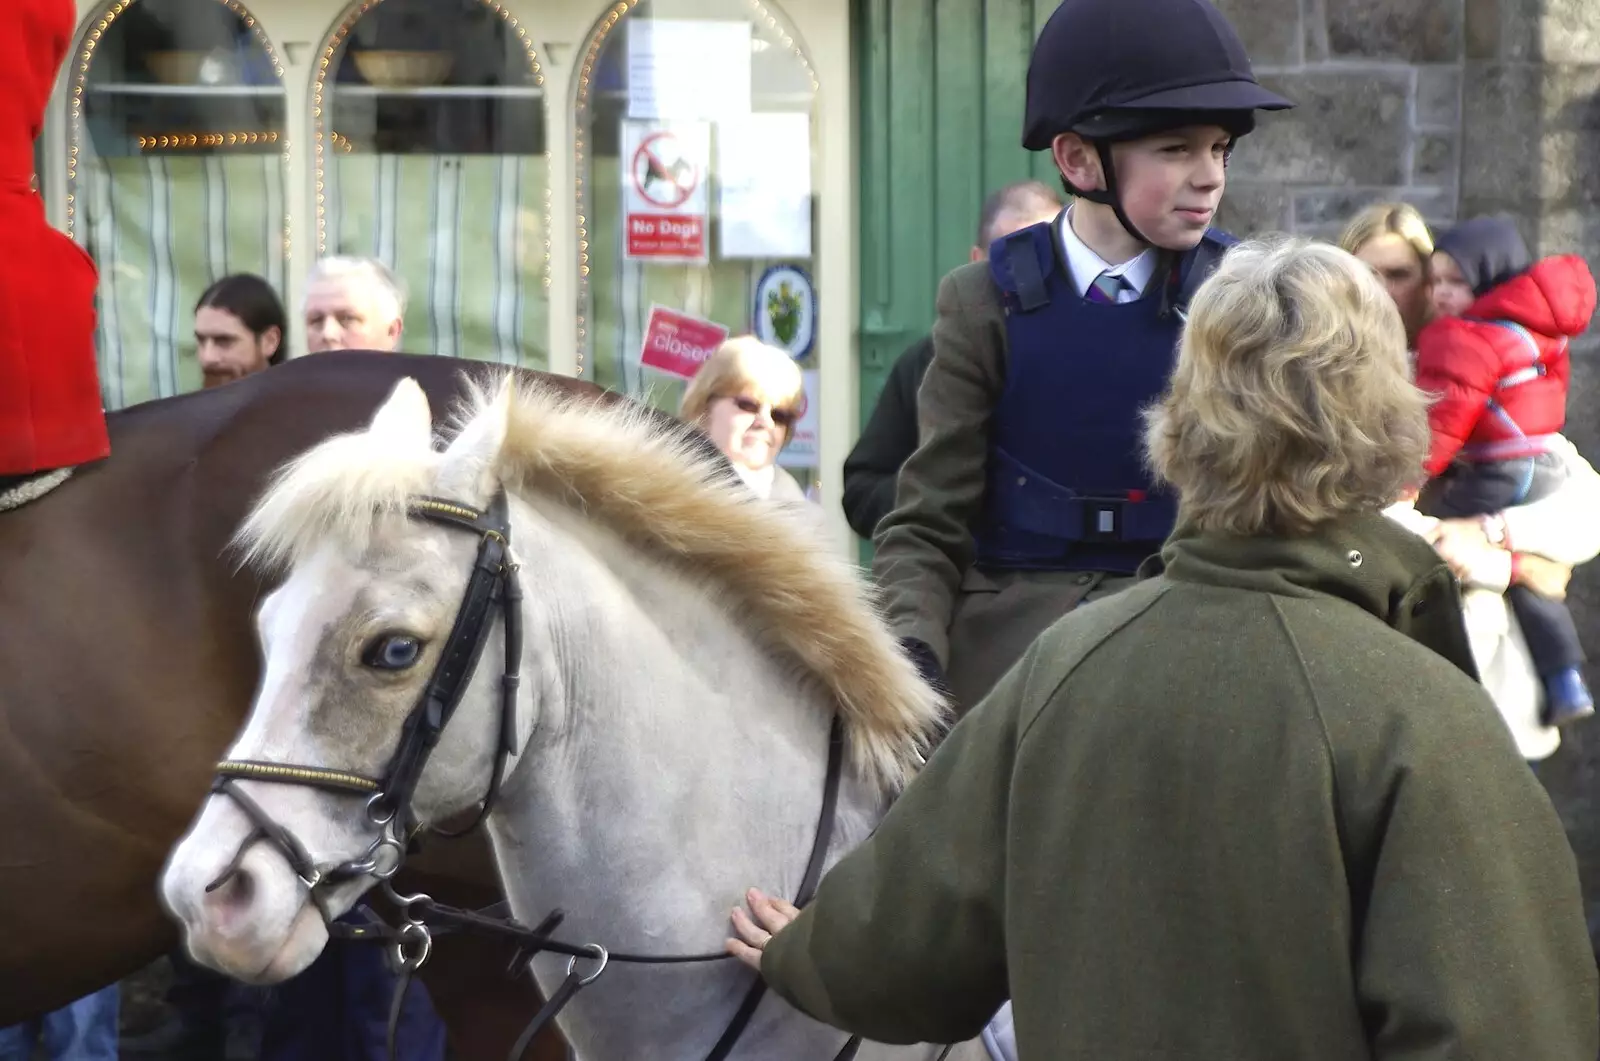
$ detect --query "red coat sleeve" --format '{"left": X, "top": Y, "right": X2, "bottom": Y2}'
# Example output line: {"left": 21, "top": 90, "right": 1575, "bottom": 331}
{"left": 1414, "top": 321, "right": 1501, "bottom": 477}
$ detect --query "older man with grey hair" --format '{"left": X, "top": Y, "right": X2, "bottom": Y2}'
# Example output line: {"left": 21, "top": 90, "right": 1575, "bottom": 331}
{"left": 303, "top": 256, "right": 407, "bottom": 353}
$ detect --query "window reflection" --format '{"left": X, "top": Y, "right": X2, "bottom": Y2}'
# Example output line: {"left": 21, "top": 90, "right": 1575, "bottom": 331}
{"left": 315, "top": 0, "right": 549, "bottom": 368}
{"left": 575, "top": 0, "right": 820, "bottom": 488}
{"left": 69, "top": 0, "right": 287, "bottom": 408}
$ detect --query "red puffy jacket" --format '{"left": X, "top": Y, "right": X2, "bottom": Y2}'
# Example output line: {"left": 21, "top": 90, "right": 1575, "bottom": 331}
{"left": 1415, "top": 254, "right": 1595, "bottom": 478}
{"left": 0, "top": 0, "right": 110, "bottom": 476}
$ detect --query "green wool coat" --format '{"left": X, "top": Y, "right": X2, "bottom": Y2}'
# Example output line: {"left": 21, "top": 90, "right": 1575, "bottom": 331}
{"left": 765, "top": 512, "right": 1598, "bottom": 1059}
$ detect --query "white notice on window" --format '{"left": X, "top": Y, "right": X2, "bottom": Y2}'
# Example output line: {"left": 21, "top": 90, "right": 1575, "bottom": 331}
{"left": 715, "top": 113, "right": 813, "bottom": 260}
{"left": 627, "top": 20, "right": 753, "bottom": 121}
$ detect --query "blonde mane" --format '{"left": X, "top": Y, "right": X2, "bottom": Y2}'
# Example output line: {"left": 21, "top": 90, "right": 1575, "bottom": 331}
{"left": 236, "top": 374, "right": 945, "bottom": 791}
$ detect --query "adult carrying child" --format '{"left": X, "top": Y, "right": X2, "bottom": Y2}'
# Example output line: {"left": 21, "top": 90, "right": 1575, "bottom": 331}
{"left": 1414, "top": 215, "right": 1598, "bottom": 725}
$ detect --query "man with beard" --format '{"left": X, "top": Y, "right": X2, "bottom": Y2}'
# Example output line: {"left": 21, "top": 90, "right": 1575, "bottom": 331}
{"left": 194, "top": 274, "right": 287, "bottom": 388}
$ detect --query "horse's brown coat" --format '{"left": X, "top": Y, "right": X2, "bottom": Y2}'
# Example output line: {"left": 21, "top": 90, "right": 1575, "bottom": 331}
{"left": 0, "top": 351, "right": 641, "bottom": 1056}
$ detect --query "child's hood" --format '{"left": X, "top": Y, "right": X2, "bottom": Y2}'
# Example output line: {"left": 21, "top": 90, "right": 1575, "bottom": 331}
{"left": 1469, "top": 254, "right": 1597, "bottom": 339}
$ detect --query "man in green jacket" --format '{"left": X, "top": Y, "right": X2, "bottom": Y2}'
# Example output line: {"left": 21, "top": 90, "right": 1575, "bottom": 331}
{"left": 727, "top": 236, "right": 1599, "bottom": 1059}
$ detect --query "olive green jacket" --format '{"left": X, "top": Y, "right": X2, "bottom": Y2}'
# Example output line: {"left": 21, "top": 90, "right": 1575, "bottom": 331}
{"left": 870, "top": 260, "right": 1008, "bottom": 664}
{"left": 766, "top": 513, "right": 1598, "bottom": 1058}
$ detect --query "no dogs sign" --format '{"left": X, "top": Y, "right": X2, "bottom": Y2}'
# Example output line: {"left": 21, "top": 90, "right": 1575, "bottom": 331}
{"left": 622, "top": 120, "right": 710, "bottom": 262}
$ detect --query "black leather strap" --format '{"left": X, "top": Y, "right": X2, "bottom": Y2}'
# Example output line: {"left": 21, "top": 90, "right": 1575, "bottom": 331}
{"left": 1002, "top": 231, "right": 1050, "bottom": 312}
{"left": 433, "top": 546, "right": 524, "bottom": 840}
{"left": 509, "top": 969, "right": 584, "bottom": 1061}
{"left": 381, "top": 495, "right": 513, "bottom": 829}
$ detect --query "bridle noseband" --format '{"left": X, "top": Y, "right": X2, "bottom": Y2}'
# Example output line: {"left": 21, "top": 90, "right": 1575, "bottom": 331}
{"left": 198, "top": 487, "right": 927, "bottom": 1061}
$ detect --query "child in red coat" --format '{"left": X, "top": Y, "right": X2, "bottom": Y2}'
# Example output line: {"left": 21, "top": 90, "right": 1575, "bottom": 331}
{"left": 1416, "top": 215, "right": 1597, "bottom": 725}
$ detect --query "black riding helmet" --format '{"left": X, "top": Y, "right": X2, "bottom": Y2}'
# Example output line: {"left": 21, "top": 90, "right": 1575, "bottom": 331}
{"left": 1024, "top": 0, "right": 1294, "bottom": 244}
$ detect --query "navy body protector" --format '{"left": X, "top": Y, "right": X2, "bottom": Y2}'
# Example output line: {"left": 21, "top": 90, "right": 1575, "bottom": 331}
{"left": 973, "top": 213, "right": 1236, "bottom": 574}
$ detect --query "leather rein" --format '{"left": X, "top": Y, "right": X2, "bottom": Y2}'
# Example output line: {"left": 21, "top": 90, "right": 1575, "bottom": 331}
{"left": 202, "top": 488, "right": 874, "bottom": 1061}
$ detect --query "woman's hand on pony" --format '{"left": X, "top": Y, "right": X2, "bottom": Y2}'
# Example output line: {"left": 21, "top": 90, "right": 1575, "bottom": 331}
{"left": 726, "top": 888, "right": 800, "bottom": 971}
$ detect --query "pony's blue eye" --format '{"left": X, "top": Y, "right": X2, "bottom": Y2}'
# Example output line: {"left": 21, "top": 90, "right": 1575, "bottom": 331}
{"left": 364, "top": 635, "right": 422, "bottom": 670}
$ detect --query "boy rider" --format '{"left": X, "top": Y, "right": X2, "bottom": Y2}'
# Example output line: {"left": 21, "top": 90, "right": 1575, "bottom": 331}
{"left": 872, "top": 0, "right": 1294, "bottom": 712}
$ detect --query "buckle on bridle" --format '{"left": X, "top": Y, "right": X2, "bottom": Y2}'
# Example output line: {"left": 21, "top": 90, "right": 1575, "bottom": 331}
{"left": 392, "top": 920, "right": 433, "bottom": 972}
{"left": 339, "top": 833, "right": 405, "bottom": 881}
{"left": 365, "top": 792, "right": 398, "bottom": 826}
{"left": 567, "top": 943, "right": 609, "bottom": 987}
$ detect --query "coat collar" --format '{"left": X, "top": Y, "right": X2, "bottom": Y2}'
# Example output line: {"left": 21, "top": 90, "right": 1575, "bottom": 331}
{"left": 1141, "top": 511, "right": 1481, "bottom": 682}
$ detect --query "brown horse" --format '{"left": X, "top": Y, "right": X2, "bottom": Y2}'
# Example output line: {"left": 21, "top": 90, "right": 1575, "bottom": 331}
{"left": 0, "top": 351, "right": 698, "bottom": 1057}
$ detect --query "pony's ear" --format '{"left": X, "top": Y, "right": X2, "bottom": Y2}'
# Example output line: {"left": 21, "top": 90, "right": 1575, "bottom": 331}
{"left": 436, "top": 382, "right": 511, "bottom": 503}
{"left": 367, "top": 378, "right": 434, "bottom": 455}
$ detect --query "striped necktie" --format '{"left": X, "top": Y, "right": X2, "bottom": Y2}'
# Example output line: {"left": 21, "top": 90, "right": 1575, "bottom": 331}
{"left": 1087, "top": 269, "right": 1130, "bottom": 304}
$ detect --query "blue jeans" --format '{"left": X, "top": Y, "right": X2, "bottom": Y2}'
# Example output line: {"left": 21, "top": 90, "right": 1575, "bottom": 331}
{"left": 0, "top": 985, "right": 120, "bottom": 1061}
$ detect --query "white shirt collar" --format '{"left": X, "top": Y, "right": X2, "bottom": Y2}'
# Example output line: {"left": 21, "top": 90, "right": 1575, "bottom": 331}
{"left": 1057, "top": 205, "right": 1157, "bottom": 299}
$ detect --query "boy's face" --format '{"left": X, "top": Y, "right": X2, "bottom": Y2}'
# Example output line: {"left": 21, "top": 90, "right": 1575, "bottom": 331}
{"left": 1430, "top": 252, "right": 1475, "bottom": 318}
{"left": 1054, "top": 125, "right": 1232, "bottom": 251}
{"left": 1110, "top": 126, "right": 1232, "bottom": 249}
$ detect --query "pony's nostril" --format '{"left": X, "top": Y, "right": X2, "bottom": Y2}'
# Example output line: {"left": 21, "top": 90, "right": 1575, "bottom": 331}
{"left": 205, "top": 864, "right": 256, "bottom": 916}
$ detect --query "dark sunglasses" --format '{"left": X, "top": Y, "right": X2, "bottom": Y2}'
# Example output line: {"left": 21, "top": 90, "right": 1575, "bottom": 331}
{"left": 727, "top": 395, "right": 797, "bottom": 428}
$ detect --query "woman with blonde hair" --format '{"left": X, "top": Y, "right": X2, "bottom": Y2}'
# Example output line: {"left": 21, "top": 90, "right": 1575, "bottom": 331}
{"left": 1338, "top": 201, "right": 1435, "bottom": 348}
{"left": 680, "top": 335, "right": 810, "bottom": 504}
{"left": 726, "top": 235, "right": 1596, "bottom": 1061}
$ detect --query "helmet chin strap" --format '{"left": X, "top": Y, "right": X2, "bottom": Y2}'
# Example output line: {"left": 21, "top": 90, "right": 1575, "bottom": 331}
{"left": 1067, "top": 141, "right": 1184, "bottom": 318}
{"left": 1066, "top": 141, "right": 1153, "bottom": 247}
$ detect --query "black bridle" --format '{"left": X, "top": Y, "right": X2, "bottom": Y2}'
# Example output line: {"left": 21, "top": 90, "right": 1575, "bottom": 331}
{"left": 201, "top": 488, "right": 892, "bottom": 1061}
{"left": 207, "top": 492, "right": 524, "bottom": 920}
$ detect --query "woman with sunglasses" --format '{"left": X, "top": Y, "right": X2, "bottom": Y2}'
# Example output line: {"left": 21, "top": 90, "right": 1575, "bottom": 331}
{"left": 680, "top": 336, "right": 811, "bottom": 505}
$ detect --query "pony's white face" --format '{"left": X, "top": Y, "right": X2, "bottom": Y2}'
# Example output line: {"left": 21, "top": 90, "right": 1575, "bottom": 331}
{"left": 159, "top": 380, "right": 521, "bottom": 983}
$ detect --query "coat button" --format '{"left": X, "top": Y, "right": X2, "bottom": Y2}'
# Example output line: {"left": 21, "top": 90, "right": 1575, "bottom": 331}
{"left": 1076, "top": 573, "right": 1093, "bottom": 585}
{"left": 1017, "top": 476, "right": 1027, "bottom": 486}
{"left": 1347, "top": 550, "right": 1363, "bottom": 567}
{"left": 1412, "top": 596, "right": 1430, "bottom": 617}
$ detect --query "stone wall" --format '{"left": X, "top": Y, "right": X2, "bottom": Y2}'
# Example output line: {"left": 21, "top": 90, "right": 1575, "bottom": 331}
{"left": 1216, "top": 0, "right": 1600, "bottom": 924}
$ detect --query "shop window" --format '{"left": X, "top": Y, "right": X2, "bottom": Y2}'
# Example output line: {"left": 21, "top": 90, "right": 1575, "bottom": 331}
{"left": 315, "top": 0, "right": 548, "bottom": 368}
{"left": 575, "top": 0, "right": 820, "bottom": 485}
{"left": 69, "top": 0, "right": 288, "bottom": 408}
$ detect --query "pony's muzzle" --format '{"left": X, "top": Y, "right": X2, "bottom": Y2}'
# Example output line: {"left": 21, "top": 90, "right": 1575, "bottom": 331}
{"left": 162, "top": 817, "right": 332, "bottom": 983}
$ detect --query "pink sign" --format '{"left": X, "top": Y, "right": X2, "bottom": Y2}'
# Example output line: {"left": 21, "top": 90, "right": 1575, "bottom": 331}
{"left": 639, "top": 305, "right": 729, "bottom": 379}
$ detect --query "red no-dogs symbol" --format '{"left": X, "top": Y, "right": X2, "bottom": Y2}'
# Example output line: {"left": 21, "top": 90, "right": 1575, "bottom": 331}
{"left": 632, "top": 131, "right": 699, "bottom": 209}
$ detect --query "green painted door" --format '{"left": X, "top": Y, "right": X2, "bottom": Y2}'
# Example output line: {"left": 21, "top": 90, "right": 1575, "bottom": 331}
{"left": 852, "top": 0, "right": 1056, "bottom": 558}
